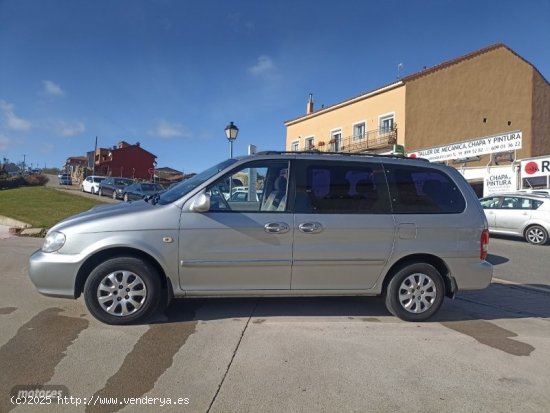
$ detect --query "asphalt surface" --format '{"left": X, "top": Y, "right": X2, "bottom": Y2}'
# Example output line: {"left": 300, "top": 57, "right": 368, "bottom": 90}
{"left": 1, "top": 235, "right": 549, "bottom": 413}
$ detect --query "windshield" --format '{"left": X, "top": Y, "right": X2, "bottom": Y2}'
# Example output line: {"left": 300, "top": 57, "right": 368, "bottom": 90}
{"left": 158, "top": 159, "right": 237, "bottom": 205}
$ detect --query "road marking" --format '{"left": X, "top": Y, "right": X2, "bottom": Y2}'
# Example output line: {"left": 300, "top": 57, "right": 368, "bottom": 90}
{"left": 493, "top": 277, "right": 550, "bottom": 294}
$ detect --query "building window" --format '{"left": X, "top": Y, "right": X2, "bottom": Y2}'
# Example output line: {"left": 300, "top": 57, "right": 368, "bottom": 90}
{"left": 304, "top": 136, "right": 315, "bottom": 150}
{"left": 353, "top": 122, "right": 366, "bottom": 141}
{"left": 330, "top": 129, "right": 342, "bottom": 152}
{"left": 379, "top": 114, "right": 395, "bottom": 134}
{"left": 291, "top": 140, "right": 300, "bottom": 152}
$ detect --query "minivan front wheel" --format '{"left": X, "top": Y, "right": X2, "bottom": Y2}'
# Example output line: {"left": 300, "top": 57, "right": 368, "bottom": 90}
{"left": 525, "top": 225, "right": 548, "bottom": 245}
{"left": 385, "top": 263, "right": 444, "bottom": 322}
{"left": 84, "top": 257, "right": 161, "bottom": 325}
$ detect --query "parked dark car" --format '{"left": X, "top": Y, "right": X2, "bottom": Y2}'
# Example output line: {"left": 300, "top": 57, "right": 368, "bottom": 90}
{"left": 122, "top": 182, "right": 164, "bottom": 202}
{"left": 98, "top": 177, "right": 134, "bottom": 199}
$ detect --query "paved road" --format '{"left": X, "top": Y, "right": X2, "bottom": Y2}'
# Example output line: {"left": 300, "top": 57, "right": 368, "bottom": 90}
{"left": 488, "top": 235, "right": 550, "bottom": 288}
{"left": 45, "top": 174, "right": 118, "bottom": 203}
{"left": 1, "top": 236, "right": 549, "bottom": 413}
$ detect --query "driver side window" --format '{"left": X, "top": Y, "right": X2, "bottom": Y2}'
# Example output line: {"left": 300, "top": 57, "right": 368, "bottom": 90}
{"left": 206, "top": 161, "right": 290, "bottom": 212}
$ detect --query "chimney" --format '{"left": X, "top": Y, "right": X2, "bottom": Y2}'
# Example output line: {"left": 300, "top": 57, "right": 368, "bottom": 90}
{"left": 306, "top": 93, "right": 314, "bottom": 114}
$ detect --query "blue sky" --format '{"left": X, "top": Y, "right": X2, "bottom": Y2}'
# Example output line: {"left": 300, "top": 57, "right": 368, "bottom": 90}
{"left": 1, "top": 0, "right": 549, "bottom": 174}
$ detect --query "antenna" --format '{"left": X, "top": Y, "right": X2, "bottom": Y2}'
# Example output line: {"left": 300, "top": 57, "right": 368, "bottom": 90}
{"left": 397, "top": 63, "right": 404, "bottom": 79}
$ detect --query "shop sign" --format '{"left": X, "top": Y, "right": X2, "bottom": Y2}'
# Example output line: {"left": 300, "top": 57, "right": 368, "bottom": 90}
{"left": 483, "top": 168, "right": 517, "bottom": 196}
{"left": 408, "top": 131, "right": 522, "bottom": 162}
{"left": 521, "top": 157, "right": 550, "bottom": 178}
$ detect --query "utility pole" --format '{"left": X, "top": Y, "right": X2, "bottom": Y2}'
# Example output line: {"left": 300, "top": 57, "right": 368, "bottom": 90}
{"left": 93, "top": 136, "right": 98, "bottom": 175}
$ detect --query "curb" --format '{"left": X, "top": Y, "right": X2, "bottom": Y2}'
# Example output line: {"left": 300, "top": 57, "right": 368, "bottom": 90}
{"left": 0, "top": 215, "right": 45, "bottom": 237}
{"left": 0, "top": 215, "right": 31, "bottom": 228}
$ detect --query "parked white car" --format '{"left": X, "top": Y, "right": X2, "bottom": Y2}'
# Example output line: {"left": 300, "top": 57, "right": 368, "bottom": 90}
{"left": 81, "top": 175, "right": 107, "bottom": 194}
{"left": 479, "top": 192, "right": 550, "bottom": 245}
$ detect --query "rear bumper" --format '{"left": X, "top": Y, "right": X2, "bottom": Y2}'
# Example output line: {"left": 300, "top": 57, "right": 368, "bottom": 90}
{"left": 450, "top": 259, "right": 493, "bottom": 291}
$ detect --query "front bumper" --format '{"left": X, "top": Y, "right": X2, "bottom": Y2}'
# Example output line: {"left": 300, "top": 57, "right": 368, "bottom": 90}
{"left": 28, "top": 249, "right": 83, "bottom": 298}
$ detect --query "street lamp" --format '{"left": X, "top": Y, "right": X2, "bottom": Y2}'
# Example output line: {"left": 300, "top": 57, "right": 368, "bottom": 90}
{"left": 224, "top": 121, "right": 239, "bottom": 158}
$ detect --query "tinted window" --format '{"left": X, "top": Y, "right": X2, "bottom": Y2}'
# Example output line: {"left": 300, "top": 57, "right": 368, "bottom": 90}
{"left": 384, "top": 164, "right": 466, "bottom": 214}
{"left": 295, "top": 161, "right": 391, "bottom": 214}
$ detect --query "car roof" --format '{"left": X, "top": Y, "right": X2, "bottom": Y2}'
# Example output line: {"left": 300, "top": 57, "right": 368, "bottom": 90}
{"left": 249, "top": 150, "right": 429, "bottom": 161}
{"left": 484, "top": 192, "right": 550, "bottom": 198}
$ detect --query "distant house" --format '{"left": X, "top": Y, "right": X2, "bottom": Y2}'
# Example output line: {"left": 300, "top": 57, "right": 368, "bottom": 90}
{"left": 92, "top": 141, "right": 157, "bottom": 180}
{"left": 63, "top": 156, "right": 88, "bottom": 183}
{"left": 155, "top": 167, "right": 183, "bottom": 185}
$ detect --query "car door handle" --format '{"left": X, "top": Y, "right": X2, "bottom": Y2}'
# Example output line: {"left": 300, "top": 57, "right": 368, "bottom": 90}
{"left": 298, "top": 222, "right": 323, "bottom": 233}
{"left": 264, "top": 222, "right": 290, "bottom": 234}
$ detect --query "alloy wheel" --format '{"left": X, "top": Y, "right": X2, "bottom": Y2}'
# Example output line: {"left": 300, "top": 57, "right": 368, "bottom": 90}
{"left": 96, "top": 270, "right": 147, "bottom": 317}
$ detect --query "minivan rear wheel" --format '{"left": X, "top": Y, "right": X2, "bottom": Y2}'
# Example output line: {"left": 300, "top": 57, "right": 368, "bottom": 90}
{"left": 84, "top": 257, "right": 161, "bottom": 325}
{"left": 385, "top": 263, "right": 444, "bottom": 322}
{"left": 525, "top": 225, "right": 548, "bottom": 245}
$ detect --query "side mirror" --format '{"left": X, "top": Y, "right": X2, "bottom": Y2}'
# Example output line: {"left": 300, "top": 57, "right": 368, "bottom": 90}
{"left": 189, "top": 190, "right": 211, "bottom": 212}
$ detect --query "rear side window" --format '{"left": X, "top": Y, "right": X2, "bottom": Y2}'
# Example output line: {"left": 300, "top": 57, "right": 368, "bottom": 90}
{"left": 295, "top": 161, "right": 391, "bottom": 214}
{"left": 384, "top": 164, "right": 466, "bottom": 214}
{"left": 500, "top": 196, "right": 543, "bottom": 210}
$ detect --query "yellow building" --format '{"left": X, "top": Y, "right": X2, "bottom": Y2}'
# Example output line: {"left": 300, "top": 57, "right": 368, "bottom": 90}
{"left": 285, "top": 43, "right": 550, "bottom": 194}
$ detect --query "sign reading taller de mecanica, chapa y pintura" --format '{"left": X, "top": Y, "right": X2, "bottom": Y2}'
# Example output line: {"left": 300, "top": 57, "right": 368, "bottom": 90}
{"left": 408, "top": 131, "right": 522, "bottom": 163}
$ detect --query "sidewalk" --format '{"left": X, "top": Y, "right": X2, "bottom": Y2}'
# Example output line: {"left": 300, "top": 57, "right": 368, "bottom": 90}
{"left": 0, "top": 224, "right": 13, "bottom": 239}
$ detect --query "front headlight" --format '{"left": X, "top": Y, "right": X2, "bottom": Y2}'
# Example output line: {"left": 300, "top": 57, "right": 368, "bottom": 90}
{"left": 42, "top": 231, "right": 66, "bottom": 252}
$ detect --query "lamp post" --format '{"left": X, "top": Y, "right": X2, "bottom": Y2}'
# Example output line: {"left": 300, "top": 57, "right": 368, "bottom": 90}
{"left": 224, "top": 121, "right": 239, "bottom": 158}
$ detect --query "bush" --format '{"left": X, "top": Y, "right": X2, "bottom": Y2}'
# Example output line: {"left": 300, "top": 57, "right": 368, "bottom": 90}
{"left": 0, "top": 174, "right": 49, "bottom": 190}
{"left": 24, "top": 174, "right": 49, "bottom": 186}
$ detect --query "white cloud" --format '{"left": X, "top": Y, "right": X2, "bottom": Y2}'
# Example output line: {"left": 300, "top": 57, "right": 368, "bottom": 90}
{"left": 248, "top": 55, "right": 276, "bottom": 76}
{"left": 42, "top": 80, "right": 64, "bottom": 96}
{"left": 52, "top": 120, "right": 85, "bottom": 137}
{"left": 150, "top": 120, "right": 188, "bottom": 139}
{"left": 0, "top": 100, "right": 32, "bottom": 131}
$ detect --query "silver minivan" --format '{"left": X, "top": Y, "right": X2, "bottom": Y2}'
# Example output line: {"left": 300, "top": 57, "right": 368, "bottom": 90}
{"left": 29, "top": 152, "right": 493, "bottom": 324}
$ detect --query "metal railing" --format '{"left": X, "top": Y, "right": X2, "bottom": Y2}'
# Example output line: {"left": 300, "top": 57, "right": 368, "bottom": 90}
{"left": 307, "top": 126, "right": 397, "bottom": 153}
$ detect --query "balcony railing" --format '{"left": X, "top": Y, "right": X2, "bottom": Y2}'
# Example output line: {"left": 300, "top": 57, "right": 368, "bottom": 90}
{"left": 308, "top": 126, "right": 397, "bottom": 153}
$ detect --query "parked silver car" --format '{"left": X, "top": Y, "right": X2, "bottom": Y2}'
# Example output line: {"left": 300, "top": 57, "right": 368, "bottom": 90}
{"left": 29, "top": 152, "right": 493, "bottom": 324}
{"left": 57, "top": 173, "right": 72, "bottom": 185}
{"left": 479, "top": 192, "right": 550, "bottom": 245}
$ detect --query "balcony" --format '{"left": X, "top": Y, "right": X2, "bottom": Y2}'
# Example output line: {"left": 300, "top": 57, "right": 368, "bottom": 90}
{"left": 311, "top": 126, "right": 397, "bottom": 153}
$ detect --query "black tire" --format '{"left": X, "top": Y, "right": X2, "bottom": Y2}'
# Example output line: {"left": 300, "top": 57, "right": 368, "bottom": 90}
{"left": 83, "top": 257, "right": 162, "bottom": 325}
{"left": 385, "top": 262, "right": 445, "bottom": 322}
{"left": 525, "top": 225, "right": 548, "bottom": 245}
